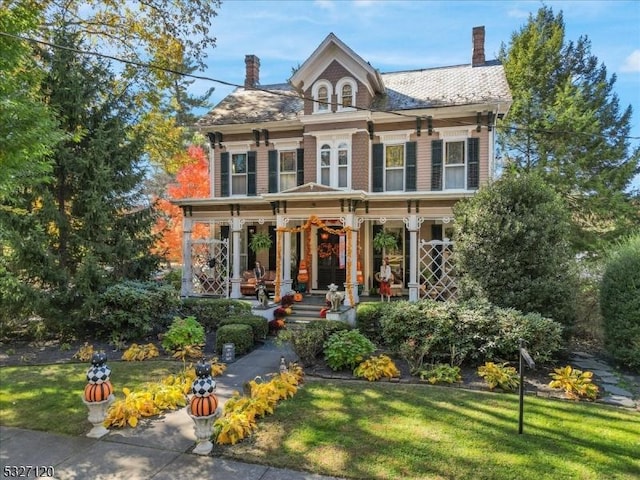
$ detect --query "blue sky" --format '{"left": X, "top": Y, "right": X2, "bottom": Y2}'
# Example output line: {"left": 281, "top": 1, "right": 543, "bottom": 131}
{"left": 192, "top": 0, "right": 640, "bottom": 184}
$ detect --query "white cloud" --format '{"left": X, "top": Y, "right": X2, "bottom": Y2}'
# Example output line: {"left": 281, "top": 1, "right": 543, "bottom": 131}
{"left": 620, "top": 50, "right": 640, "bottom": 73}
{"left": 506, "top": 8, "right": 529, "bottom": 19}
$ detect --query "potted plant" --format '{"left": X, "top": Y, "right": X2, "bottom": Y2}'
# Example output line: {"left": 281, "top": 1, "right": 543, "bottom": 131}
{"left": 249, "top": 231, "right": 272, "bottom": 253}
{"left": 373, "top": 230, "right": 398, "bottom": 253}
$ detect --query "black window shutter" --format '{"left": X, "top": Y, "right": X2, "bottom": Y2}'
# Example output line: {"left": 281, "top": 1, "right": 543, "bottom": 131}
{"left": 405, "top": 141, "right": 417, "bottom": 191}
{"left": 247, "top": 151, "right": 256, "bottom": 196}
{"left": 296, "top": 148, "right": 304, "bottom": 186}
{"left": 220, "top": 152, "right": 229, "bottom": 197}
{"left": 372, "top": 143, "right": 384, "bottom": 192}
{"left": 431, "top": 140, "right": 443, "bottom": 191}
{"left": 467, "top": 137, "right": 479, "bottom": 189}
{"left": 268, "top": 150, "right": 278, "bottom": 193}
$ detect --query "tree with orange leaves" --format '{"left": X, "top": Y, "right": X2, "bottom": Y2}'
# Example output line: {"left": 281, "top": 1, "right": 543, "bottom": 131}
{"left": 153, "top": 145, "right": 210, "bottom": 262}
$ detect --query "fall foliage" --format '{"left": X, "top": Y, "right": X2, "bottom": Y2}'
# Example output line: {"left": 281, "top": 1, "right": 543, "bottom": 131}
{"left": 153, "top": 145, "right": 210, "bottom": 262}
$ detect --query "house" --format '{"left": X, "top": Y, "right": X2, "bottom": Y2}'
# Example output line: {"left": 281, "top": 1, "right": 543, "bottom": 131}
{"left": 175, "top": 26, "right": 512, "bottom": 303}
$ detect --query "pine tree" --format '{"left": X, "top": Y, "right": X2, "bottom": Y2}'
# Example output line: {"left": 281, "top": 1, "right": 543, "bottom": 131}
{"left": 498, "top": 6, "right": 640, "bottom": 252}
{"left": 1, "top": 31, "right": 162, "bottom": 334}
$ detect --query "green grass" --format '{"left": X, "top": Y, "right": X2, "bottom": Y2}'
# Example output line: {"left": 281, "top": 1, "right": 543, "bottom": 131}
{"left": 2, "top": 365, "right": 639, "bottom": 479}
{"left": 220, "top": 379, "right": 640, "bottom": 480}
{"left": 0, "top": 360, "right": 185, "bottom": 436}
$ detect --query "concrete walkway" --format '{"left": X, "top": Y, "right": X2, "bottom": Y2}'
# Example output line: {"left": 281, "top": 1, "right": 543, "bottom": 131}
{"left": 0, "top": 339, "right": 343, "bottom": 480}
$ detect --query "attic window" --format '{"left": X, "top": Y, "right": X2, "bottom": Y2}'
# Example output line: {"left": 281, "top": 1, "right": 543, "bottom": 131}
{"left": 312, "top": 81, "right": 332, "bottom": 113}
{"left": 337, "top": 77, "right": 357, "bottom": 111}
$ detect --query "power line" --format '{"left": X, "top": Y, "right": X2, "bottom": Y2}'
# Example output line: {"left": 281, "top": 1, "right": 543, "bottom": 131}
{"left": 2, "top": 30, "right": 639, "bottom": 142}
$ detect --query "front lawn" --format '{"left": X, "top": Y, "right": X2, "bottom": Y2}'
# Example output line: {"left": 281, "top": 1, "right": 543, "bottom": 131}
{"left": 220, "top": 379, "right": 640, "bottom": 480}
{"left": 0, "top": 360, "right": 185, "bottom": 436}
{"left": 1, "top": 364, "right": 638, "bottom": 479}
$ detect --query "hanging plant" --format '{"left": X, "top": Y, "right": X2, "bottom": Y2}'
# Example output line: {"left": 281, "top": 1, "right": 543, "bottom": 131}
{"left": 249, "top": 231, "right": 273, "bottom": 253}
{"left": 373, "top": 230, "right": 398, "bottom": 253}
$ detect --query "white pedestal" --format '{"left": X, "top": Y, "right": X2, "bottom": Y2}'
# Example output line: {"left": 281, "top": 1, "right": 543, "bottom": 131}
{"left": 326, "top": 307, "right": 356, "bottom": 327}
{"left": 83, "top": 394, "right": 115, "bottom": 438}
{"left": 188, "top": 406, "right": 221, "bottom": 455}
{"left": 251, "top": 303, "right": 278, "bottom": 322}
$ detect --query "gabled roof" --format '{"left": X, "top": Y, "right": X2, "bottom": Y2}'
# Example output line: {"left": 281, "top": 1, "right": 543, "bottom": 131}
{"left": 279, "top": 182, "right": 343, "bottom": 194}
{"left": 197, "top": 34, "right": 511, "bottom": 127}
{"left": 289, "top": 33, "right": 385, "bottom": 97}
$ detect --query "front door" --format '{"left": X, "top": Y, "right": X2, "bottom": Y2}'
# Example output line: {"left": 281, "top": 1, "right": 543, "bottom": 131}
{"left": 316, "top": 231, "right": 346, "bottom": 289}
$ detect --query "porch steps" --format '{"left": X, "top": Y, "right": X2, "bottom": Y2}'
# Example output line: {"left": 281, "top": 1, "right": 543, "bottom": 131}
{"left": 287, "top": 302, "right": 323, "bottom": 329}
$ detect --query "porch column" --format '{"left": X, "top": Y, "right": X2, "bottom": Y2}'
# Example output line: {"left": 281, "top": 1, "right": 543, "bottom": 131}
{"left": 404, "top": 215, "right": 422, "bottom": 302}
{"left": 276, "top": 215, "right": 293, "bottom": 298}
{"left": 181, "top": 217, "right": 194, "bottom": 297}
{"left": 229, "top": 217, "right": 244, "bottom": 299}
{"left": 282, "top": 224, "right": 293, "bottom": 294}
{"left": 343, "top": 213, "right": 360, "bottom": 306}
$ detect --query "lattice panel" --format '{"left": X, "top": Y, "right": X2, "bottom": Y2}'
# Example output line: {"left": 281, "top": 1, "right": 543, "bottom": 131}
{"left": 418, "top": 239, "right": 457, "bottom": 301}
{"left": 191, "top": 238, "right": 229, "bottom": 296}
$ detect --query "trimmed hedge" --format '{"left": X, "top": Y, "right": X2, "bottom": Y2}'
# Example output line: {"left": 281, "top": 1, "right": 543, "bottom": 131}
{"left": 215, "top": 324, "right": 254, "bottom": 355}
{"left": 219, "top": 314, "right": 268, "bottom": 342}
{"left": 179, "top": 298, "right": 251, "bottom": 332}
{"left": 356, "top": 302, "right": 393, "bottom": 345}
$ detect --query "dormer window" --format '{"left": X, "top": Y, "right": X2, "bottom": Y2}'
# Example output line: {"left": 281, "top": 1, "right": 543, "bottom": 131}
{"left": 312, "top": 80, "right": 332, "bottom": 113}
{"left": 336, "top": 77, "right": 357, "bottom": 111}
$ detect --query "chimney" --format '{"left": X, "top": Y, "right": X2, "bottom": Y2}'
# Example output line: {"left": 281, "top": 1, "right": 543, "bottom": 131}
{"left": 472, "top": 26, "right": 485, "bottom": 67}
{"left": 244, "top": 54, "right": 260, "bottom": 88}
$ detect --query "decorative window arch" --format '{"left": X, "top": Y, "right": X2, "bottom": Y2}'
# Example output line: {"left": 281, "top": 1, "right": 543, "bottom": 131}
{"left": 312, "top": 80, "right": 333, "bottom": 113}
{"left": 336, "top": 77, "right": 357, "bottom": 111}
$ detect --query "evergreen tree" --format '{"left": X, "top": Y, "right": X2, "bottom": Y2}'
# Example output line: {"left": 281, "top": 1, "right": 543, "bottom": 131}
{"left": 498, "top": 6, "right": 640, "bottom": 252}
{"left": 1, "top": 31, "right": 161, "bottom": 335}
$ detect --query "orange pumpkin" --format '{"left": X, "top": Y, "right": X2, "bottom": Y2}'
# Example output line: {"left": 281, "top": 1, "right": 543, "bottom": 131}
{"left": 297, "top": 260, "right": 309, "bottom": 283}
{"left": 294, "top": 293, "right": 303, "bottom": 302}
{"left": 84, "top": 381, "right": 113, "bottom": 402}
{"left": 190, "top": 395, "right": 218, "bottom": 417}
{"left": 356, "top": 260, "right": 364, "bottom": 284}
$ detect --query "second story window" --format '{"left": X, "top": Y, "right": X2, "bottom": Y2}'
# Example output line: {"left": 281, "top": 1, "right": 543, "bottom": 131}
{"left": 341, "top": 84, "right": 352, "bottom": 107}
{"left": 231, "top": 153, "right": 247, "bottom": 195}
{"left": 318, "top": 86, "right": 329, "bottom": 112}
{"left": 318, "top": 139, "right": 351, "bottom": 188}
{"left": 279, "top": 151, "right": 297, "bottom": 190}
{"left": 445, "top": 141, "right": 465, "bottom": 189}
{"left": 385, "top": 144, "right": 404, "bottom": 191}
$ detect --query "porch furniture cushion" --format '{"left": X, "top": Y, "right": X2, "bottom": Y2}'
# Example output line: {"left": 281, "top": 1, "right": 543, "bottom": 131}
{"left": 240, "top": 270, "right": 277, "bottom": 296}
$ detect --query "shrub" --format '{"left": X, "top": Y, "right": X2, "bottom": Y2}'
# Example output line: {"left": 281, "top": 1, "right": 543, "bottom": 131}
{"left": 453, "top": 172, "right": 577, "bottom": 330}
{"left": 380, "top": 299, "right": 563, "bottom": 372}
{"left": 324, "top": 329, "right": 375, "bottom": 371}
{"left": 161, "top": 316, "right": 205, "bottom": 353}
{"left": 179, "top": 298, "right": 251, "bottom": 332}
{"left": 279, "top": 320, "right": 349, "bottom": 367}
{"left": 356, "top": 302, "right": 392, "bottom": 345}
{"left": 219, "top": 314, "right": 268, "bottom": 342}
{"left": 92, "top": 281, "right": 180, "bottom": 341}
{"left": 600, "top": 234, "right": 640, "bottom": 370}
{"left": 477, "top": 362, "right": 519, "bottom": 391}
{"left": 216, "top": 324, "right": 254, "bottom": 355}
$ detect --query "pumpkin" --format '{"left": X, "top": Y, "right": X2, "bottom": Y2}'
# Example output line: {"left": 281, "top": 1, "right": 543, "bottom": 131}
{"left": 91, "top": 351, "right": 108, "bottom": 366}
{"left": 294, "top": 292, "right": 303, "bottom": 302}
{"left": 357, "top": 260, "right": 364, "bottom": 284}
{"left": 190, "top": 394, "right": 218, "bottom": 417}
{"left": 320, "top": 308, "right": 328, "bottom": 318}
{"left": 297, "top": 260, "right": 309, "bottom": 283}
{"left": 84, "top": 380, "right": 113, "bottom": 402}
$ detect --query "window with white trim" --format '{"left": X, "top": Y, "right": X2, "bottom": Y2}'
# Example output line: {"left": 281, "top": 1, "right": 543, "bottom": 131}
{"left": 318, "top": 140, "right": 351, "bottom": 188}
{"left": 385, "top": 144, "right": 404, "bottom": 191}
{"left": 312, "top": 81, "right": 332, "bottom": 113}
{"left": 279, "top": 150, "right": 297, "bottom": 191}
{"left": 444, "top": 140, "right": 465, "bottom": 189}
{"left": 231, "top": 153, "right": 247, "bottom": 195}
{"left": 336, "top": 77, "right": 357, "bottom": 111}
